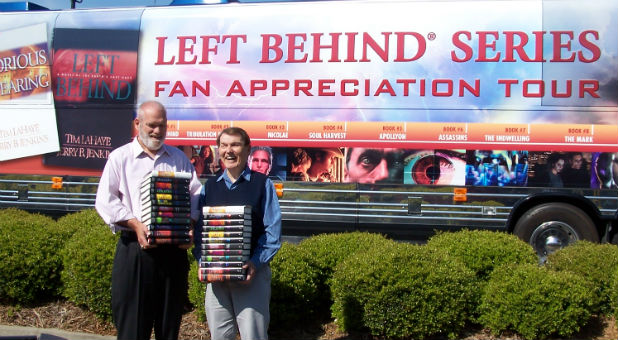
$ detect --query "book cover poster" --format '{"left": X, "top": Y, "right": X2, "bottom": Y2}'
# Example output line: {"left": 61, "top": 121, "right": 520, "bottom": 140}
{"left": 44, "top": 27, "right": 139, "bottom": 169}
{"left": 43, "top": 108, "right": 133, "bottom": 169}
{"left": 51, "top": 28, "right": 139, "bottom": 105}
{"left": 0, "top": 23, "right": 59, "bottom": 161}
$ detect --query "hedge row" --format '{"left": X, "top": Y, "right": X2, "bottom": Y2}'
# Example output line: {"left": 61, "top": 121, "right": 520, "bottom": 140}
{"left": 0, "top": 208, "right": 116, "bottom": 321}
{"left": 2, "top": 208, "right": 618, "bottom": 340}
{"left": 57, "top": 209, "right": 117, "bottom": 320}
{"left": 0, "top": 208, "right": 64, "bottom": 303}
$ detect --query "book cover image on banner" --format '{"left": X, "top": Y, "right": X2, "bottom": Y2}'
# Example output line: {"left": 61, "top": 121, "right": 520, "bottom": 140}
{"left": 43, "top": 108, "right": 132, "bottom": 169}
{"left": 45, "top": 27, "right": 139, "bottom": 169}
{"left": 0, "top": 22, "right": 59, "bottom": 161}
{"left": 51, "top": 28, "right": 139, "bottom": 105}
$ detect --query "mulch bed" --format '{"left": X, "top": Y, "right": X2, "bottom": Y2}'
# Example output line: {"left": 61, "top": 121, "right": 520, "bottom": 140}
{"left": 1, "top": 300, "right": 616, "bottom": 340}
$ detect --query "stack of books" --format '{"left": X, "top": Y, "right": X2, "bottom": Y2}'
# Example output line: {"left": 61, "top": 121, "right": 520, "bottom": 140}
{"left": 200, "top": 205, "right": 252, "bottom": 282}
{"left": 140, "top": 170, "right": 193, "bottom": 245}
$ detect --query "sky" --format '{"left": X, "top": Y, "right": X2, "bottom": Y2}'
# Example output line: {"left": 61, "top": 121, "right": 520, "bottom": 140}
{"left": 0, "top": 0, "right": 173, "bottom": 10}
{"left": 0, "top": 0, "right": 289, "bottom": 10}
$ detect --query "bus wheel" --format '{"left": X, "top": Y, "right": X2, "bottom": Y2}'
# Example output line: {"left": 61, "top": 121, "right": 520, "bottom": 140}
{"left": 513, "top": 203, "right": 598, "bottom": 261}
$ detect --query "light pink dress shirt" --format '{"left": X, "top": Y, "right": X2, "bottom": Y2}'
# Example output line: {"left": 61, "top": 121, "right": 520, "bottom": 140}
{"left": 95, "top": 138, "right": 202, "bottom": 232}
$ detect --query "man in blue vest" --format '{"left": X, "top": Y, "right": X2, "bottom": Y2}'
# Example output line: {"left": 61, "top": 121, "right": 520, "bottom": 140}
{"left": 194, "top": 127, "right": 282, "bottom": 340}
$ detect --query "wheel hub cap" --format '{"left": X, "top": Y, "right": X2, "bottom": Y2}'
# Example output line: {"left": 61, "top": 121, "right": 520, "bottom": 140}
{"left": 530, "top": 221, "right": 579, "bottom": 262}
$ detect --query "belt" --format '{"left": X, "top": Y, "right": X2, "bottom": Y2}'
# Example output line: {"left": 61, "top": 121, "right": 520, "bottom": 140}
{"left": 120, "top": 230, "right": 137, "bottom": 241}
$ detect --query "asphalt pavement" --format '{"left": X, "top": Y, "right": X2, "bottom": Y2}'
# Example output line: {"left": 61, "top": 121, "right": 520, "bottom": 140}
{"left": 0, "top": 324, "right": 116, "bottom": 340}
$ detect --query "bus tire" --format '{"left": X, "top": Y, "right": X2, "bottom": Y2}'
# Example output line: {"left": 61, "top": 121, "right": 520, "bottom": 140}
{"left": 513, "top": 202, "right": 598, "bottom": 260}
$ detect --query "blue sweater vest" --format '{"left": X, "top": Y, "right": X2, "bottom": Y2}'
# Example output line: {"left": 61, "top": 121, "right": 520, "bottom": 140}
{"left": 203, "top": 171, "right": 267, "bottom": 254}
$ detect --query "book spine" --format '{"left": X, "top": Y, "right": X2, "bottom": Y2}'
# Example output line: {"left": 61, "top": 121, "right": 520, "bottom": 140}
{"left": 141, "top": 199, "right": 191, "bottom": 207}
{"left": 203, "top": 226, "right": 252, "bottom": 232}
{"left": 203, "top": 231, "right": 251, "bottom": 238}
{"left": 200, "top": 267, "right": 245, "bottom": 275}
{"left": 149, "top": 193, "right": 191, "bottom": 201}
{"left": 140, "top": 187, "right": 190, "bottom": 195}
{"left": 140, "top": 177, "right": 190, "bottom": 188}
{"left": 203, "top": 219, "right": 251, "bottom": 226}
{"left": 203, "top": 213, "right": 249, "bottom": 220}
{"left": 201, "top": 261, "right": 244, "bottom": 268}
{"left": 143, "top": 217, "right": 191, "bottom": 225}
{"left": 142, "top": 217, "right": 191, "bottom": 224}
{"left": 147, "top": 237, "right": 192, "bottom": 245}
{"left": 202, "top": 249, "right": 251, "bottom": 256}
{"left": 147, "top": 224, "right": 191, "bottom": 231}
{"left": 142, "top": 211, "right": 191, "bottom": 219}
{"left": 142, "top": 181, "right": 190, "bottom": 190}
{"left": 149, "top": 206, "right": 191, "bottom": 213}
{"left": 201, "top": 237, "right": 251, "bottom": 244}
{"left": 149, "top": 170, "right": 192, "bottom": 179}
{"left": 201, "top": 255, "right": 247, "bottom": 262}
{"left": 201, "top": 243, "right": 251, "bottom": 250}
{"left": 149, "top": 230, "right": 192, "bottom": 238}
{"left": 202, "top": 205, "right": 251, "bottom": 215}
{"left": 199, "top": 273, "right": 246, "bottom": 282}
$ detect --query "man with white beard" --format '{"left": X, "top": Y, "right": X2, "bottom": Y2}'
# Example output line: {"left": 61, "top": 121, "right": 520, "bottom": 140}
{"left": 95, "top": 101, "right": 201, "bottom": 340}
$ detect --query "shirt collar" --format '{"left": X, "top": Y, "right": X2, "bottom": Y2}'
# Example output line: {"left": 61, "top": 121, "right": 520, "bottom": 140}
{"left": 131, "top": 137, "right": 170, "bottom": 159}
{"left": 217, "top": 166, "right": 252, "bottom": 183}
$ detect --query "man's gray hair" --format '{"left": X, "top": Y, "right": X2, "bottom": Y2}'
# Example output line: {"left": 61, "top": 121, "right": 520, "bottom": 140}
{"left": 137, "top": 101, "right": 166, "bottom": 121}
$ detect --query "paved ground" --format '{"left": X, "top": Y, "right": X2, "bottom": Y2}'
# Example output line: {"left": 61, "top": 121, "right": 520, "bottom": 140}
{"left": 0, "top": 324, "right": 116, "bottom": 340}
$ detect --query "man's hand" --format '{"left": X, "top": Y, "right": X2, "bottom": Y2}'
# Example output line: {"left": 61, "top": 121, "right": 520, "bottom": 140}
{"left": 241, "top": 261, "right": 256, "bottom": 284}
{"left": 137, "top": 221, "right": 157, "bottom": 250}
{"left": 123, "top": 218, "right": 156, "bottom": 250}
{"left": 178, "top": 228, "right": 194, "bottom": 249}
{"left": 178, "top": 219, "right": 196, "bottom": 250}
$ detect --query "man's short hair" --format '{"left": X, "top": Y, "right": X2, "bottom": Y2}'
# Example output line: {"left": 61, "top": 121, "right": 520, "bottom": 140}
{"left": 217, "top": 127, "right": 251, "bottom": 147}
{"left": 137, "top": 101, "right": 166, "bottom": 121}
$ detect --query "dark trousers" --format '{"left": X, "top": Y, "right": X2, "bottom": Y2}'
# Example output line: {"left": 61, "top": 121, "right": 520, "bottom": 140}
{"left": 112, "top": 235, "right": 189, "bottom": 340}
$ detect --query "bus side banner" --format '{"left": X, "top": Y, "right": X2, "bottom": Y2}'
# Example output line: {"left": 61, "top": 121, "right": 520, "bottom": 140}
{"left": 138, "top": 0, "right": 618, "bottom": 151}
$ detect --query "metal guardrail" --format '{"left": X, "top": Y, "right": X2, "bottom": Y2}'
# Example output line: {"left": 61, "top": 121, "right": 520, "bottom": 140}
{"left": 0, "top": 178, "right": 98, "bottom": 213}
{"left": 1, "top": 177, "right": 617, "bottom": 233}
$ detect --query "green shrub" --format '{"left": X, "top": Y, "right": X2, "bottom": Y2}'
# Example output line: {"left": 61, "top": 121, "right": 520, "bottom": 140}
{"left": 190, "top": 233, "right": 390, "bottom": 330}
{"left": 60, "top": 210, "right": 117, "bottom": 321}
{"left": 187, "top": 254, "right": 206, "bottom": 321}
{"left": 612, "top": 265, "right": 618, "bottom": 329}
{"left": 55, "top": 208, "right": 105, "bottom": 239}
{"left": 545, "top": 241, "right": 618, "bottom": 315}
{"left": 296, "top": 231, "right": 394, "bottom": 317}
{"left": 426, "top": 229, "right": 538, "bottom": 280}
{"left": 0, "top": 208, "right": 64, "bottom": 303}
{"left": 426, "top": 229, "right": 539, "bottom": 321}
{"left": 478, "top": 263, "right": 594, "bottom": 340}
{"left": 270, "top": 242, "right": 322, "bottom": 329}
{"left": 297, "top": 231, "right": 393, "bottom": 274}
{"left": 331, "top": 242, "right": 476, "bottom": 339}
